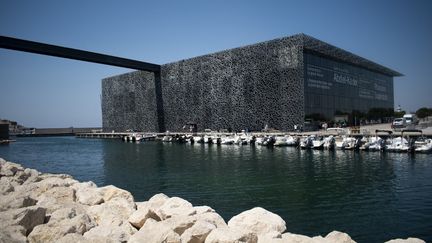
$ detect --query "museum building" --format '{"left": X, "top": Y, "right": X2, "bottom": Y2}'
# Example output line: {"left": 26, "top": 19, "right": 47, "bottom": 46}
{"left": 101, "top": 34, "right": 402, "bottom": 132}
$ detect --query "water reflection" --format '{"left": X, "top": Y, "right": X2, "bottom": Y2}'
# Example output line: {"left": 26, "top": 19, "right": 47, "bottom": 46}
{"left": 2, "top": 137, "right": 431, "bottom": 242}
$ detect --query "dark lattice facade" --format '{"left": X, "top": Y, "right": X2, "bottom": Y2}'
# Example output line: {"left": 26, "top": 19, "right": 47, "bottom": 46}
{"left": 102, "top": 34, "right": 401, "bottom": 132}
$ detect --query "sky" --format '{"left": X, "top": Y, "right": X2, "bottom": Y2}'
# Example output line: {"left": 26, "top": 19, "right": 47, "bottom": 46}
{"left": 1, "top": 0, "right": 431, "bottom": 128}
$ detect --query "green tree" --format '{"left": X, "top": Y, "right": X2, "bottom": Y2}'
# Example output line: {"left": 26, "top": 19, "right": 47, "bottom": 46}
{"left": 305, "top": 113, "right": 327, "bottom": 122}
{"left": 416, "top": 107, "right": 432, "bottom": 118}
{"left": 394, "top": 110, "right": 406, "bottom": 118}
{"left": 367, "top": 108, "right": 394, "bottom": 120}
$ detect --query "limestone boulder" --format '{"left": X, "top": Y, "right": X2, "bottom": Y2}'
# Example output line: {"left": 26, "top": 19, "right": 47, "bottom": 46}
{"left": 48, "top": 206, "right": 89, "bottom": 223}
{"left": 28, "top": 212, "right": 95, "bottom": 243}
{"left": 325, "top": 231, "right": 356, "bottom": 243}
{"left": 194, "top": 212, "right": 227, "bottom": 228}
{"left": 228, "top": 207, "right": 286, "bottom": 235}
{"left": 194, "top": 206, "right": 216, "bottom": 214}
{"left": 181, "top": 220, "right": 216, "bottom": 243}
{"left": 147, "top": 193, "right": 169, "bottom": 207}
{"left": 36, "top": 186, "right": 76, "bottom": 213}
{"left": 14, "top": 176, "right": 78, "bottom": 202}
{"left": 56, "top": 233, "right": 87, "bottom": 243}
{"left": 281, "top": 232, "right": 315, "bottom": 242}
{"left": 0, "top": 161, "right": 24, "bottom": 177}
{"left": 163, "top": 215, "right": 197, "bottom": 235}
{"left": 0, "top": 225, "right": 27, "bottom": 243}
{"left": 83, "top": 222, "right": 137, "bottom": 242}
{"left": 157, "top": 196, "right": 196, "bottom": 220}
{"left": 128, "top": 218, "right": 181, "bottom": 243}
{"left": 0, "top": 192, "right": 37, "bottom": 212}
{"left": 204, "top": 227, "right": 258, "bottom": 243}
{"left": 14, "top": 168, "right": 41, "bottom": 185}
{"left": 128, "top": 202, "right": 161, "bottom": 229}
{"left": 73, "top": 182, "right": 104, "bottom": 206}
{"left": 87, "top": 197, "right": 135, "bottom": 226}
{"left": 257, "top": 231, "right": 284, "bottom": 243}
{"left": 0, "top": 177, "right": 14, "bottom": 195}
{"left": 38, "top": 173, "right": 74, "bottom": 180}
{"left": 99, "top": 185, "right": 135, "bottom": 209}
{"left": 385, "top": 238, "right": 426, "bottom": 243}
{"left": 0, "top": 205, "right": 46, "bottom": 235}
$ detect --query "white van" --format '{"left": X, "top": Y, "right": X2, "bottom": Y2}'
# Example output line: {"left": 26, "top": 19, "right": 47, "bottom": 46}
{"left": 403, "top": 114, "right": 418, "bottom": 125}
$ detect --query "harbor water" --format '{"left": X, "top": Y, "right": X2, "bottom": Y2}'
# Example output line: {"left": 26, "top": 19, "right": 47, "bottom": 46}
{"left": 0, "top": 136, "right": 431, "bottom": 242}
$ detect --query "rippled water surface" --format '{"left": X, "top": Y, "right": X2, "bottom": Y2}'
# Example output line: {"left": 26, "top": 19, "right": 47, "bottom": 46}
{"left": 1, "top": 136, "right": 431, "bottom": 242}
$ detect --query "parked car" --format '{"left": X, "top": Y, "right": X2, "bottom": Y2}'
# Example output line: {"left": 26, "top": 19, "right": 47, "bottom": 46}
{"left": 391, "top": 118, "right": 405, "bottom": 129}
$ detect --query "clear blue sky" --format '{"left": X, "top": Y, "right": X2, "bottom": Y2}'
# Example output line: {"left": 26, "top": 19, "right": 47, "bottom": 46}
{"left": 1, "top": 0, "right": 431, "bottom": 128}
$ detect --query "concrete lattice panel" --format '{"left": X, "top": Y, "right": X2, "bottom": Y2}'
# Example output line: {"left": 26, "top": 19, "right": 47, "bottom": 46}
{"left": 161, "top": 35, "right": 305, "bottom": 132}
{"left": 101, "top": 71, "right": 158, "bottom": 132}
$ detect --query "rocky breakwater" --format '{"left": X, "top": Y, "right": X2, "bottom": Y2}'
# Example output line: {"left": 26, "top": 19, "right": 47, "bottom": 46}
{"left": 0, "top": 158, "right": 426, "bottom": 243}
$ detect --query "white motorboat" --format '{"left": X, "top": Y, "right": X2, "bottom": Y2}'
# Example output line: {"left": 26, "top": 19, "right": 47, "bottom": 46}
{"left": 162, "top": 135, "right": 172, "bottom": 142}
{"left": 300, "top": 136, "right": 313, "bottom": 149}
{"left": 335, "top": 136, "right": 357, "bottom": 150}
{"left": 415, "top": 138, "right": 432, "bottom": 153}
{"left": 220, "top": 136, "right": 235, "bottom": 145}
{"left": 274, "top": 135, "right": 298, "bottom": 146}
{"left": 203, "top": 135, "right": 213, "bottom": 144}
{"left": 312, "top": 136, "right": 325, "bottom": 150}
{"left": 386, "top": 137, "right": 409, "bottom": 152}
{"left": 193, "top": 136, "right": 204, "bottom": 143}
{"left": 234, "top": 135, "right": 248, "bottom": 145}
{"left": 323, "top": 136, "right": 335, "bottom": 150}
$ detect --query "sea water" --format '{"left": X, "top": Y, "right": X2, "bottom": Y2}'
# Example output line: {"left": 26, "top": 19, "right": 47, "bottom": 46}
{"left": 1, "top": 136, "right": 431, "bottom": 242}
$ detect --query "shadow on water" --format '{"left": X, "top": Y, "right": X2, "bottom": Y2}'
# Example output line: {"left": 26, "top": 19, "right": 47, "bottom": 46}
{"left": 1, "top": 137, "right": 431, "bottom": 243}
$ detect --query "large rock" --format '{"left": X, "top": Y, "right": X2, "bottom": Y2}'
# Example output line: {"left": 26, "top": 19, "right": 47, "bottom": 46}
{"left": 99, "top": 185, "right": 135, "bottom": 209}
{"left": 146, "top": 193, "right": 170, "bottom": 209}
{"left": 48, "top": 207, "right": 88, "bottom": 223}
{"left": 128, "top": 202, "right": 161, "bottom": 229}
{"left": 14, "top": 168, "right": 41, "bottom": 185}
{"left": 0, "top": 225, "right": 27, "bottom": 243}
{"left": 128, "top": 193, "right": 170, "bottom": 228}
{"left": 0, "top": 205, "right": 46, "bottom": 235}
{"left": 128, "top": 218, "right": 181, "bottom": 243}
{"left": 56, "top": 233, "right": 87, "bottom": 243}
{"left": 0, "top": 192, "right": 37, "bottom": 212}
{"left": 83, "top": 222, "right": 137, "bottom": 242}
{"left": 157, "top": 197, "right": 196, "bottom": 220}
{"left": 0, "top": 161, "right": 24, "bottom": 177}
{"left": 257, "top": 231, "right": 284, "bottom": 243}
{"left": 87, "top": 197, "right": 135, "bottom": 226}
{"left": 228, "top": 207, "right": 286, "bottom": 235}
{"left": 28, "top": 212, "right": 95, "bottom": 243}
{"left": 181, "top": 220, "right": 216, "bottom": 243}
{"left": 194, "top": 212, "right": 227, "bottom": 228}
{"left": 281, "top": 232, "right": 314, "bottom": 242}
{"left": 163, "top": 215, "right": 197, "bottom": 235}
{"left": 194, "top": 206, "right": 216, "bottom": 214}
{"left": 36, "top": 186, "right": 77, "bottom": 213}
{"left": 73, "top": 181, "right": 104, "bottom": 206}
{"left": 325, "top": 231, "right": 356, "bottom": 243}
{"left": 0, "top": 177, "right": 14, "bottom": 195}
{"left": 385, "top": 238, "right": 426, "bottom": 243}
{"left": 13, "top": 176, "right": 78, "bottom": 202}
{"left": 204, "top": 227, "right": 258, "bottom": 243}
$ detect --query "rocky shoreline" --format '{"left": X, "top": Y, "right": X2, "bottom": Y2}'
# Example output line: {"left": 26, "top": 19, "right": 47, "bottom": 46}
{"left": 0, "top": 158, "right": 425, "bottom": 243}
